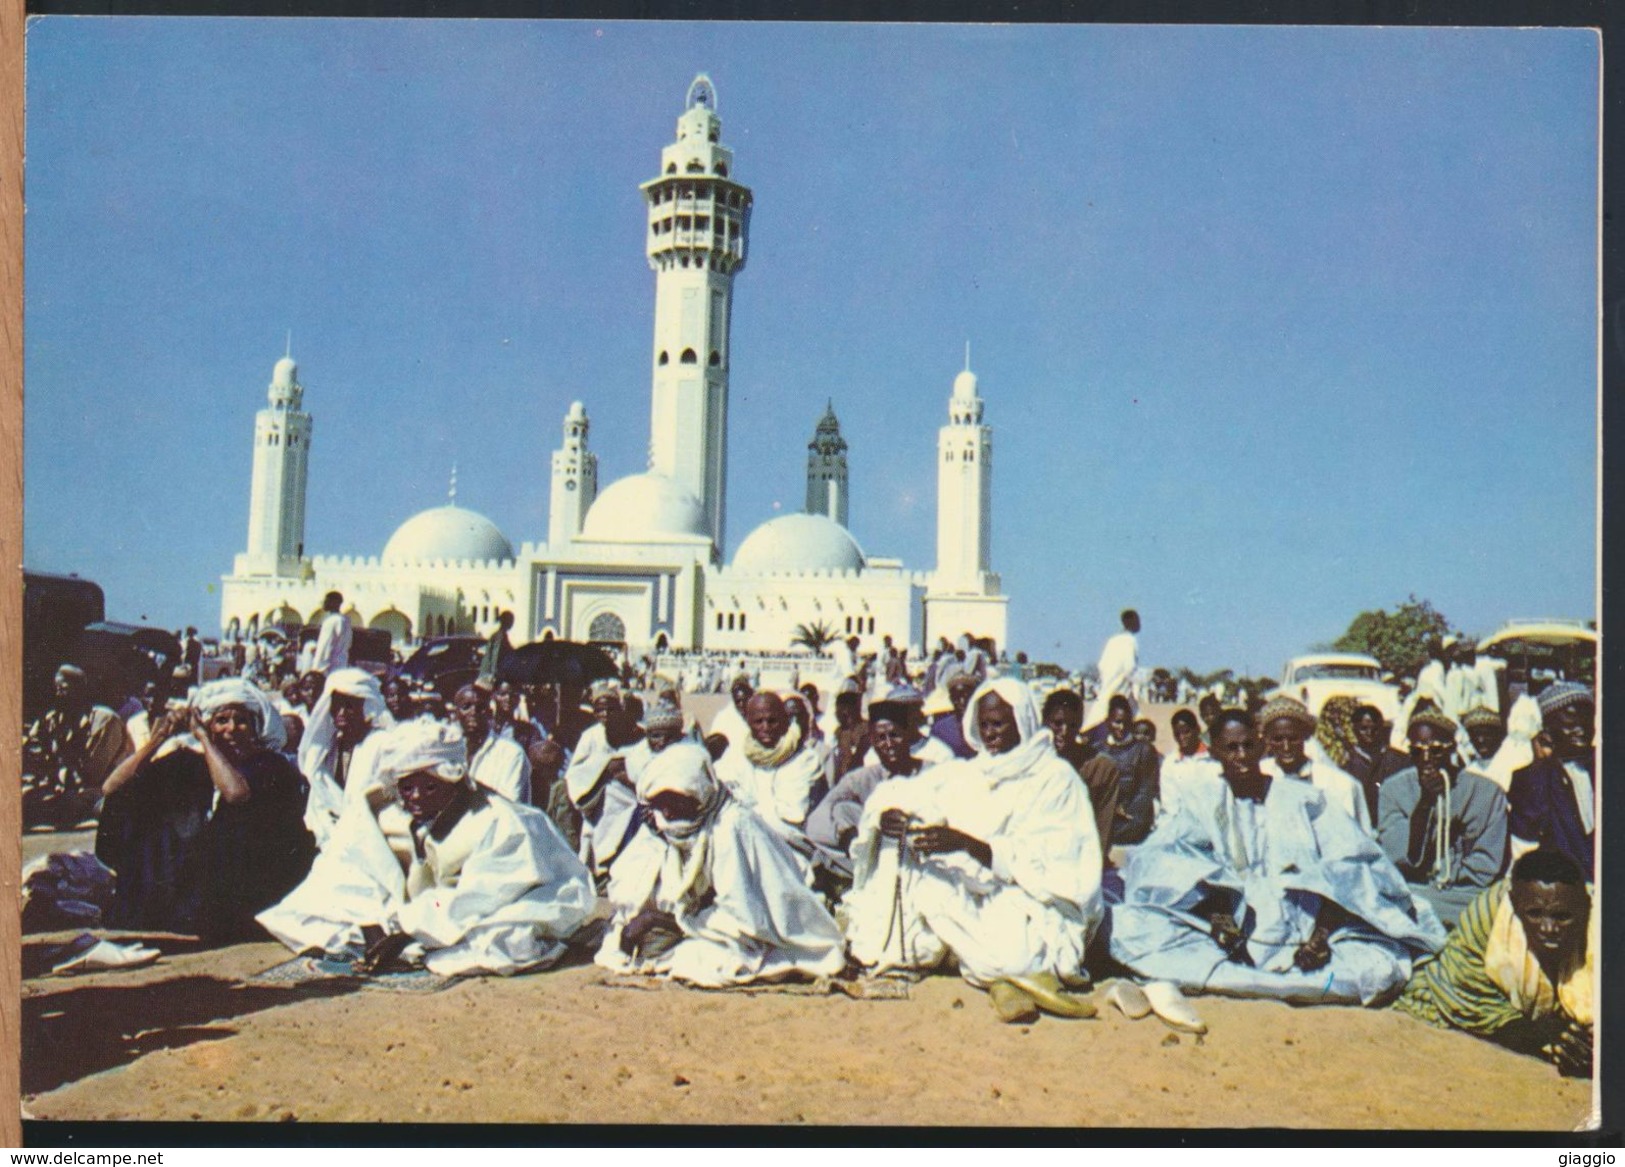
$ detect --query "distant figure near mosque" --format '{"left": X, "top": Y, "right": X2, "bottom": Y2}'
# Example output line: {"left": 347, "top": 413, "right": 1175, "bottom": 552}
{"left": 219, "top": 75, "right": 1008, "bottom": 656}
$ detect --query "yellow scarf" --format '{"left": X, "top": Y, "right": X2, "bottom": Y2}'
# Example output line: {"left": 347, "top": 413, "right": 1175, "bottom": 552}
{"left": 740, "top": 719, "right": 802, "bottom": 769}
{"left": 1483, "top": 884, "right": 1595, "bottom": 1026}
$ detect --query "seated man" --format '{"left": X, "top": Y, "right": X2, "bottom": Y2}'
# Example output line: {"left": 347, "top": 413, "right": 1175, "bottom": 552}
{"left": 806, "top": 689, "right": 939, "bottom": 886}
{"left": 597, "top": 742, "right": 845, "bottom": 987}
{"left": 298, "top": 667, "right": 394, "bottom": 849}
{"left": 1396, "top": 849, "right": 1593, "bottom": 1077}
{"left": 1344, "top": 703, "right": 1412, "bottom": 823}
{"left": 925, "top": 674, "right": 981, "bottom": 761}
{"left": 1458, "top": 705, "right": 1508, "bottom": 781}
{"left": 452, "top": 683, "right": 530, "bottom": 804}
{"left": 1158, "top": 707, "right": 1221, "bottom": 824}
{"left": 842, "top": 678, "right": 1102, "bottom": 1024}
{"left": 858, "top": 685, "right": 956, "bottom": 770}
{"left": 714, "top": 691, "right": 825, "bottom": 855}
{"left": 564, "top": 685, "right": 650, "bottom": 882}
{"left": 1377, "top": 706, "right": 1508, "bottom": 927}
{"left": 827, "top": 690, "right": 871, "bottom": 782}
{"left": 1109, "top": 709, "right": 1445, "bottom": 1006}
{"left": 1258, "top": 696, "right": 1371, "bottom": 832}
{"left": 258, "top": 719, "right": 594, "bottom": 977}
{"left": 1093, "top": 695, "right": 1160, "bottom": 846}
{"left": 1508, "top": 682, "right": 1595, "bottom": 882}
{"left": 1040, "top": 688, "right": 1121, "bottom": 859}
{"left": 706, "top": 675, "right": 756, "bottom": 752}
{"left": 98, "top": 679, "right": 313, "bottom": 942}
{"left": 24, "top": 664, "right": 131, "bottom": 829}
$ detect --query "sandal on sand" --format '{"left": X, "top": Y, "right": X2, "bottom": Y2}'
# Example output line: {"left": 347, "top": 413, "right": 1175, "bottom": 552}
{"left": 988, "top": 980, "right": 1041, "bottom": 1024}
{"left": 1142, "top": 980, "right": 1207, "bottom": 1034}
{"left": 1004, "top": 971, "right": 1099, "bottom": 1019}
{"left": 1101, "top": 979, "right": 1154, "bottom": 1020}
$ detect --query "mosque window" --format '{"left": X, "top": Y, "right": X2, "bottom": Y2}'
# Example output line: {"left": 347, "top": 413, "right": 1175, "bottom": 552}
{"left": 666, "top": 163, "right": 677, "bottom": 175}
{"left": 709, "top": 127, "right": 719, "bottom": 142}
{"left": 680, "top": 349, "right": 698, "bottom": 364}
{"left": 708, "top": 350, "right": 721, "bottom": 367}
{"left": 696, "top": 216, "right": 709, "bottom": 232}
{"left": 716, "top": 612, "right": 724, "bottom": 631}
{"left": 658, "top": 351, "right": 669, "bottom": 366}
{"left": 696, "top": 183, "right": 709, "bottom": 199}
{"left": 868, "top": 617, "right": 876, "bottom": 633}
{"left": 687, "top": 159, "right": 704, "bottom": 173}
{"left": 715, "top": 162, "right": 728, "bottom": 176}
{"left": 739, "top": 613, "right": 746, "bottom": 631}
{"left": 589, "top": 612, "right": 627, "bottom": 643}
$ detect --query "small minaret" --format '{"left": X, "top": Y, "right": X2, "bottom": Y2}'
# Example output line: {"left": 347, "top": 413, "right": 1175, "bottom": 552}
{"left": 805, "top": 400, "right": 849, "bottom": 527}
{"left": 641, "top": 73, "right": 752, "bottom": 558}
{"left": 242, "top": 346, "right": 313, "bottom": 576}
{"left": 934, "top": 348, "right": 992, "bottom": 588}
{"left": 549, "top": 400, "right": 598, "bottom": 547}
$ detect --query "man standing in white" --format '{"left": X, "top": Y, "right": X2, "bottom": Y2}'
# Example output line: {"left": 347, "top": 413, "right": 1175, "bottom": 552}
{"left": 1084, "top": 609, "right": 1140, "bottom": 732}
{"left": 311, "top": 590, "right": 352, "bottom": 674}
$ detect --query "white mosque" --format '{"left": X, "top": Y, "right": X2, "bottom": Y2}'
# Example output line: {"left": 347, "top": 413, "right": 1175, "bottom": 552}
{"left": 218, "top": 75, "right": 1009, "bottom": 658}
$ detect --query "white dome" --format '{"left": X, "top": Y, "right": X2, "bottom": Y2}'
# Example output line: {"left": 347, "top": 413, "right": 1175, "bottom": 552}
{"left": 383, "top": 505, "right": 515, "bottom": 564}
{"left": 272, "top": 356, "right": 298, "bottom": 387}
{"left": 581, "top": 473, "right": 708, "bottom": 542}
{"left": 952, "top": 368, "right": 978, "bottom": 398}
{"left": 732, "top": 512, "right": 866, "bottom": 574}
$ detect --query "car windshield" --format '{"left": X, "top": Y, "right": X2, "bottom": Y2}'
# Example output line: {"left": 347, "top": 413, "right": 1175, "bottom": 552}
{"left": 1296, "top": 663, "right": 1379, "bottom": 682}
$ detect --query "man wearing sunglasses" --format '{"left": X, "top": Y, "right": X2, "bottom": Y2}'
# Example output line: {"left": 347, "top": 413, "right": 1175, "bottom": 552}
{"left": 1378, "top": 704, "right": 1509, "bottom": 928}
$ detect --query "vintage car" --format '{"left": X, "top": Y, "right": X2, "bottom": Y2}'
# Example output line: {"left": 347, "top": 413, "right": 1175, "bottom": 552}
{"left": 1478, "top": 619, "right": 1596, "bottom": 700}
{"left": 1272, "top": 652, "right": 1401, "bottom": 722}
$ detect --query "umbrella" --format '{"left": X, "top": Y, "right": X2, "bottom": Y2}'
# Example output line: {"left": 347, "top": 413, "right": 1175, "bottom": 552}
{"left": 497, "top": 640, "right": 619, "bottom": 689}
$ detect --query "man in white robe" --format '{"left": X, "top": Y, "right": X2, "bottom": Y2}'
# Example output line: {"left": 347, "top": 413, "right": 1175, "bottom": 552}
{"left": 714, "top": 692, "right": 825, "bottom": 856}
{"left": 310, "top": 591, "right": 353, "bottom": 674}
{"left": 706, "top": 676, "right": 755, "bottom": 751}
{"left": 453, "top": 683, "right": 530, "bottom": 804}
{"left": 596, "top": 742, "right": 845, "bottom": 987}
{"left": 258, "top": 719, "right": 594, "bottom": 977}
{"left": 298, "top": 668, "right": 394, "bottom": 848}
{"left": 1083, "top": 609, "right": 1140, "bottom": 732}
{"left": 1258, "top": 696, "right": 1372, "bottom": 833}
{"left": 842, "top": 678, "right": 1103, "bottom": 1022}
{"left": 564, "top": 685, "right": 653, "bottom": 882}
{"left": 1110, "top": 709, "right": 1446, "bottom": 1006}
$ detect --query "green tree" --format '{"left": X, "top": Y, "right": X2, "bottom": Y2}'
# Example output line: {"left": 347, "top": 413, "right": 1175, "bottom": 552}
{"left": 790, "top": 620, "right": 838, "bottom": 654}
{"left": 1334, "top": 595, "right": 1456, "bottom": 677}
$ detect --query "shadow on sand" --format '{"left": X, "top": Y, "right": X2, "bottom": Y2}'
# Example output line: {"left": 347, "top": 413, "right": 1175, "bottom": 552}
{"left": 23, "top": 971, "right": 358, "bottom": 1096}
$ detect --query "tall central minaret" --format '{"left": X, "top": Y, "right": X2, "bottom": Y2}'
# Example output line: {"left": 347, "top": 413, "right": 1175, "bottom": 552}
{"left": 934, "top": 351, "right": 992, "bottom": 588}
{"left": 805, "top": 401, "right": 849, "bottom": 526}
{"left": 641, "top": 73, "right": 752, "bottom": 557}
{"left": 240, "top": 349, "right": 312, "bottom": 577}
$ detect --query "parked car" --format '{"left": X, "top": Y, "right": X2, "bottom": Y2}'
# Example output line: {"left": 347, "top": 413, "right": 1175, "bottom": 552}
{"left": 66, "top": 622, "right": 184, "bottom": 714}
{"left": 1272, "top": 652, "right": 1400, "bottom": 723}
{"left": 1478, "top": 619, "right": 1596, "bottom": 701}
{"left": 23, "top": 570, "right": 106, "bottom": 721}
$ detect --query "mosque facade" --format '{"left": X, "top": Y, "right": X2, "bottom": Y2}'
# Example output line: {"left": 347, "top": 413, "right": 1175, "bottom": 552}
{"left": 218, "top": 75, "right": 1008, "bottom": 657}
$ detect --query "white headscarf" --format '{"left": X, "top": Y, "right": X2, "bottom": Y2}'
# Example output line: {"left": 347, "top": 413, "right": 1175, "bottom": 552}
{"left": 960, "top": 676, "right": 1056, "bottom": 784}
{"left": 193, "top": 677, "right": 287, "bottom": 752}
{"left": 638, "top": 742, "right": 728, "bottom": 913}
{"left": 372, "top": 718, "right": 470, "bottom": 786}
{"left": 298, "top": 667, "right": 394, "bottom": 780}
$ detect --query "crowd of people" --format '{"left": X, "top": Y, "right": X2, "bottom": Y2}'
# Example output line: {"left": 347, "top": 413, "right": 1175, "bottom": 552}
{"left": 20, "top": 598, "right": 1596, "bottom": 1080}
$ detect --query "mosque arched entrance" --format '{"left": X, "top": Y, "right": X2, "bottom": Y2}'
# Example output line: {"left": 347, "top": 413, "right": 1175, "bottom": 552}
{"left": 587, "top": 611, "right": 627, "bottom": 646}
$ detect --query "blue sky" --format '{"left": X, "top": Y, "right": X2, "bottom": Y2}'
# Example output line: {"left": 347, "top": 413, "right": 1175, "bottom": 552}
{"left": 24, "top": 19, "right": 1598, "bottom": 675}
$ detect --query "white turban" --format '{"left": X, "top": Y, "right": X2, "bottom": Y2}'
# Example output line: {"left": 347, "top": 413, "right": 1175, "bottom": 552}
{"left": 960, "top": 676, "right": 1054, "bottom": 783}
{"left": 193, "top": 678, "right": 287, "bottom": 752}
{"left": 372, "top": 718, "right": 469, "bottom": 785}
{"left": 298, "top": 667, "right": 394, "bottom": 779}
{"left": 636, "top": 742, "right": 727, "bottom": 912}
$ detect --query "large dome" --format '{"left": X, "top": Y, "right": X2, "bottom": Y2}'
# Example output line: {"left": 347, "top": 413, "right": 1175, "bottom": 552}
{"left": 383, "top": 505, "right": 515, "bottom": 564}
{"left": 581, "top": 473, "right": 708, "bottom": 542}
{"left": 732, "top": 512, "right": 865, "bottom": 575}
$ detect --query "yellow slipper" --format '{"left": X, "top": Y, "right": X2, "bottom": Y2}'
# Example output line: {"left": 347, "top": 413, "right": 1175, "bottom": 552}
{"left": 1005, "top": 970, "right": 1099, "bottom": 1019}
{"left": 988, "top": 979, "right": 1040, "bottom": 1024}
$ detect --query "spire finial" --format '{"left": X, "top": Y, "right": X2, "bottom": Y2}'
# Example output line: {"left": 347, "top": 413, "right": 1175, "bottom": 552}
{"left": 964, "top": 340, "right": 971, "bottom": 372}
{"left": 448, "top": 464, "right": 458, "bottom": 506}
{"left": 285, "top": 330, "right": 292, "bottom": 360}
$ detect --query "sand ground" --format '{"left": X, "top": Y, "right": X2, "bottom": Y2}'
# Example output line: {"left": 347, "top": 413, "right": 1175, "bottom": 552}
{"left": 17, "top": 700, "right": 1597, "bottom": 1131}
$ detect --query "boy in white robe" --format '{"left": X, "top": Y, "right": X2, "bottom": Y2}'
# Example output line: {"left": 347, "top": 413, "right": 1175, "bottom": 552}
{"left": 842, "top": 677, "right": 1103, "bottom": 1022}
{"left": 1258, "top": 696, "right": 1372, "bottom": 833}
{"left": 565, "top": 685, "right": 650, "bottom": 883}
{"left": 258, "top": 719, "right": 594, "bottom": 977}
{"left": 596, "top": 742, "right": 845, "bottom": 987}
